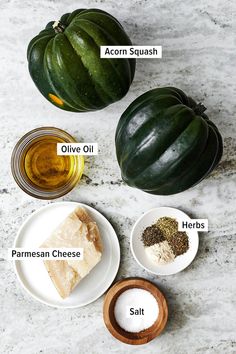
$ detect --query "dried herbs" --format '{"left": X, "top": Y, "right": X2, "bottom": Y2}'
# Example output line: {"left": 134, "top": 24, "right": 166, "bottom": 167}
{"left": 141, "top": 225, "right": 165, "bottom": 246}
{"left": 156, "top": 217, "right": 178, "bottom": 240}
{"left": 168, "top": 232, "right": 189, "bottom": 256}
{"left": 141, "top": 217, "right": 189, "bottom": 264}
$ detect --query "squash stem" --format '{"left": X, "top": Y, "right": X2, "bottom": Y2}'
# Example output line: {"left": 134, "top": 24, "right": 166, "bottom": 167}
{"left": 53, "top": 21, "right": 65, "bottom": 33}
{"left": 194, "top": 103, "right": 207, "bottom": 115}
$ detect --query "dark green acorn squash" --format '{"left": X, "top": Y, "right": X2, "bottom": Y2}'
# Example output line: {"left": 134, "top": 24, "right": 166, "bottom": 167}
{"left": 115, "top": 87, "right": 223, "bottom": 195}
{"left": 27, "top": 9, "right": 135, "bottom": 112}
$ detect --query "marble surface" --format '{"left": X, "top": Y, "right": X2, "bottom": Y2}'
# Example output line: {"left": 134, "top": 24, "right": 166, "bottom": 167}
{"left": 0, "top": 0, "right": 235, "bottom": 353}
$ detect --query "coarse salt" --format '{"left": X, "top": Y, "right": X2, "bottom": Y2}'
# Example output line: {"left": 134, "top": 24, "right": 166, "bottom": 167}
{"left": 114, "top": 288, "right": 159, "bottom": 333}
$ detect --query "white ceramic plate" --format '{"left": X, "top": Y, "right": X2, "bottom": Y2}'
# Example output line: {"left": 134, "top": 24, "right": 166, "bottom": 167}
{"left": 130, "top": 207, "right": 199, "bottom": 275}
{"left": 14, "top": 202, "right": 120, "bottom": 308}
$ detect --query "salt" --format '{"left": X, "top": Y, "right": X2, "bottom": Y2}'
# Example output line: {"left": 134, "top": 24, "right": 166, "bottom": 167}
{"left": 114, "top": 288, "right": 159, "bottom": 333}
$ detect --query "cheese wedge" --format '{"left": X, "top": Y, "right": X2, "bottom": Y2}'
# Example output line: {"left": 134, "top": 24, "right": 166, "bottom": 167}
{"left": 41, "top": 207, "right": 103, "bottom": 299}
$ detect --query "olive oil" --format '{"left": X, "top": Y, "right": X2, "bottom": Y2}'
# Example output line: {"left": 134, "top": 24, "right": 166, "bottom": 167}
{"left": 24, "top": 136, "right": 75, "bottom": 190}
{"left": 11, "top": 127, "right": 84, "bottom": 199}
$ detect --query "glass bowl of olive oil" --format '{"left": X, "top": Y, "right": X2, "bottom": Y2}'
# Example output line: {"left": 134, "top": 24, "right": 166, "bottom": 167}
{"left": 11, "top": 127, "right": 84, "bottom": 199}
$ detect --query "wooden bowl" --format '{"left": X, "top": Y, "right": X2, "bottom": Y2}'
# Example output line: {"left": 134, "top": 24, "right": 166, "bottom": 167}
{"left": 103, "top": 277, "right": 168, "bottom": 345}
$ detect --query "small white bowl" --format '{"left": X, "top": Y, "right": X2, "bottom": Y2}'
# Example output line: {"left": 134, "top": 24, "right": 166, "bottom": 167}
{"left": 130, "top": 207, "right": 199, "bottom": 275}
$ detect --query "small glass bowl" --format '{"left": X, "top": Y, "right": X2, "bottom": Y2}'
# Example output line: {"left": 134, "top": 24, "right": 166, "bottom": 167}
{"left": 11, "top": 127, "right": 84, "bottom": 199}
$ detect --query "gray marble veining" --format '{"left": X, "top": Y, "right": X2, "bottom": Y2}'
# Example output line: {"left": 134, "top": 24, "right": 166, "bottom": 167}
{"left": 0, "top": 0, "right": 235, "bottom": 353}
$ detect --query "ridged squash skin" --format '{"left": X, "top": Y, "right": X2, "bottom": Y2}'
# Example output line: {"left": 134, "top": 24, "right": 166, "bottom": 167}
{"left": 115, "top": 87, "right": 223, "bottom": 195}
{"left": 27, "top": 9, "right": 135, "bottom": 112}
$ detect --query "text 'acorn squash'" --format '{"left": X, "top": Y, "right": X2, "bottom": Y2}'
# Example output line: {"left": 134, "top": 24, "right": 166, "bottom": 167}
{"left": 115, "top": 87, "right": 223, "bottom": 195}
{"left": 27, "top": 9, "right": 135, "bottom": 112}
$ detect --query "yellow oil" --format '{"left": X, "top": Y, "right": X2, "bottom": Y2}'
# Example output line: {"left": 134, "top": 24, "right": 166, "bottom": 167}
{"left": 24, "top": 136, "right": 75, "bottom": 190}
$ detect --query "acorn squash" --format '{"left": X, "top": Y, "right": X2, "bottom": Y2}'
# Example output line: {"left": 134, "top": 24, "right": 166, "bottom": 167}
{"left": 115, "top": 87, "right": 223, "bottom": 195}
{"left": 27, "top": 9, "right": 135, "bottom": 112}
